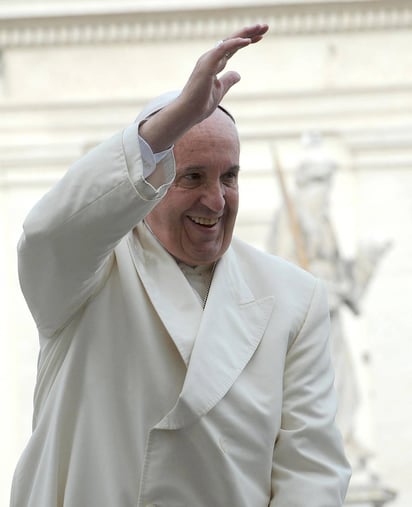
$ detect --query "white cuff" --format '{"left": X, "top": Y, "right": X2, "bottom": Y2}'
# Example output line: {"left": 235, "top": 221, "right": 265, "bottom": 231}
{"left": 138, "top": 134, "right": 173, "bottom": 179}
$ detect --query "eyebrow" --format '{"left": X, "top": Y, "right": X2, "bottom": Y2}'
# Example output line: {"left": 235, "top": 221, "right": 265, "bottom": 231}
{"left": 226, "top": 165, "right": 241, "bottom": 174}
{"left": 179, "top": 164, "right": 240, "bottom": 173}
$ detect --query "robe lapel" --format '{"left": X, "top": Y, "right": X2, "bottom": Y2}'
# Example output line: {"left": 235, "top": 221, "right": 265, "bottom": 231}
{"left": 156, "top": 247, "right": 275, "bottom": 430}
{"left": 128, "top": 223, "right": 203, "bottom": 366}
{"left": 128, "top": 224, "right": 275, "bottom": 430}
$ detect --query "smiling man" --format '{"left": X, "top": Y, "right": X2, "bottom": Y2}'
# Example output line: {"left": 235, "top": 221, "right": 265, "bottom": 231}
{"left": 145, "top": 107, "right": 240, "bottom": 267}
{"left": 11, "top": 24, "right": 350, "bottom": 507}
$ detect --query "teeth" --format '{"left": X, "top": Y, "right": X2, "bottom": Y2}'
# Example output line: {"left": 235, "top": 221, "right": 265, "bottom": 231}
{"left": 190, "top": 216, "right": 219, "bottom": 226}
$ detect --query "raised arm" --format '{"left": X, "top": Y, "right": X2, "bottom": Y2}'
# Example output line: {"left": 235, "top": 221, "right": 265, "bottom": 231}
{"left": 18, "top": 24, "right": 268, "bottom": 337}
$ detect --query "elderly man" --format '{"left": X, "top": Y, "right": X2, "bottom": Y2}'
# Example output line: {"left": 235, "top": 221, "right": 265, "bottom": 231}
{"left": 11, "top": 24, "right": 350, "bottom": 507}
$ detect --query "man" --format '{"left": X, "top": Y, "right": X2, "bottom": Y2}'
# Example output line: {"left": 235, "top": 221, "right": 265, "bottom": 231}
{"left": 11, "top": 24, "right": 350, "bottom": 507}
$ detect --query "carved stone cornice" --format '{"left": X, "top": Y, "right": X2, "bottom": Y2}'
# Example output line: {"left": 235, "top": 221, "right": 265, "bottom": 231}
{"left": 0, "top": 1, "right": 412, "bottom": 48}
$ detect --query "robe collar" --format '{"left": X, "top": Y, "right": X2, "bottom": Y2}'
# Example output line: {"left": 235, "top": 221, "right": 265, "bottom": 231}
{"left": 128, "top": 222, "right": 275, "bottom": 429}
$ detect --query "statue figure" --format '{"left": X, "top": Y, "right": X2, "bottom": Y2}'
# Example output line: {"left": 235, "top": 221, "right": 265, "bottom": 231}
{"left": 267, "top": 132, "right": 391, "bottom": 478}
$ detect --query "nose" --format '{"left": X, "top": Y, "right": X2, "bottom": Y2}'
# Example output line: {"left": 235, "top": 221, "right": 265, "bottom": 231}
{"left": 200, "top": 180, "right": 225, "bottom": 212}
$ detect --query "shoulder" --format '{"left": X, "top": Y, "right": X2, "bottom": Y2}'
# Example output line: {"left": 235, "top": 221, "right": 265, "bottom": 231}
{"left": 230, "top": 236, "right": 319, "bottom": 301}
{"left": 230, "top": 236, "right": 312, "bottom": 281}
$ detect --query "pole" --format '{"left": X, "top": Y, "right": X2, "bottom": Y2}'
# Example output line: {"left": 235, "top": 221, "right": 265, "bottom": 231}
{"left": 272, "top": 145, "right": 310, "bottom": 271}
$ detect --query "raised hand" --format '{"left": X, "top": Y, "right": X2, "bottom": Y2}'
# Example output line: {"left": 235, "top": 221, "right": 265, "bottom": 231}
{"left": 178, "top": 24, "right": 269, "bottom": 123}
{"left": 139, "top": 24, "right": 268, "bottom": 153}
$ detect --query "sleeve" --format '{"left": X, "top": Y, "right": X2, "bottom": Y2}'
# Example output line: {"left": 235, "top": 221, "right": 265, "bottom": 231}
{"left": 270, "top": 280, "right": 351, "bottom": 506}
{"left": 17, "top": 122, "right": 175, "bottom": 337}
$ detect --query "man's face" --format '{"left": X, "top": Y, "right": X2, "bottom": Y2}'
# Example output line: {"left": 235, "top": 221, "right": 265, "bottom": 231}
{"left": 146, "top": 109, "right": 240, "bottom": 266}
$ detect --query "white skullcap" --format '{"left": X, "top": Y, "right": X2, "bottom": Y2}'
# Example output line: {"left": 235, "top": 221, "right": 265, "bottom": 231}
{"left": 135, "top": 90, "right": 236, "bottom": 124}
{"left": 135, "top": 90, "right": 181, "bottom": 124}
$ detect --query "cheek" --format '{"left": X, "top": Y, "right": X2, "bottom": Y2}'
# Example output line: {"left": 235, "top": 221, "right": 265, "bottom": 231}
{"left": 145, "top": 201, "right": 176, "bottom": 240}
{"left": 151, "top": 193, "right": 180, "bottom": 223}
{"left": 226, "top": 188, "right": 239, "bottom": 216}
{"left": 149, "top": 195, "right": 192, "bottom": 244}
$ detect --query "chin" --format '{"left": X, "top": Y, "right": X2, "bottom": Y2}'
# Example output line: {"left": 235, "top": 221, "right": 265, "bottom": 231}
{"left": 182, "top": 250, "right": 218, "bottom": 266}
{"left": 196, "top": 248, "right": 226, "bottom": 265}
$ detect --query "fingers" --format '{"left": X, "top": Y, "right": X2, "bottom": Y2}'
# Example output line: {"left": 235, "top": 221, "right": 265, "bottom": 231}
{"left": 228, "top": 23, "right": 269, "bottom": 44}
{"left": 212, "top": 23, "right": 269, "bottom": 64}
{"left": 199, "top": 23, "right": 267, "bottom": 98}
{"left": 213, "top": 37, "right": 251, "bottom": 67}
{"left": 218, "top": 70, "right": 242, "bottom": 97}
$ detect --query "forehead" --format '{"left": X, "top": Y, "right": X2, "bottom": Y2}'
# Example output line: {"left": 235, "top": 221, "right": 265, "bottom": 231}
{"left": 174, "top": 110, "right": 240, "bottom": 166}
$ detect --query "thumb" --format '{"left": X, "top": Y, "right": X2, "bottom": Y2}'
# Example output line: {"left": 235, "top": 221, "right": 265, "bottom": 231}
{"left": 218, "top": 71, "right": 241, "bottom": 97}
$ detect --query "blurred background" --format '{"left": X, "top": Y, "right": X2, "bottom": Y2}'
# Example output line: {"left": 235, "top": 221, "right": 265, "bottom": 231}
{"left": 1, "top": 1, "right": 411, "bottom": 505}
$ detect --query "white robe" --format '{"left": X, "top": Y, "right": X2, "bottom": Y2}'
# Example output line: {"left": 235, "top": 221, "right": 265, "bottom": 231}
{"left": 11, "top": 122, "right": 350, "bottom": 507}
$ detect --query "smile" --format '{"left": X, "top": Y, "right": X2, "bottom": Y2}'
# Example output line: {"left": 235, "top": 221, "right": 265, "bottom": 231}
{"left": 189, "top": 216, "right": 220, "bottom": 227}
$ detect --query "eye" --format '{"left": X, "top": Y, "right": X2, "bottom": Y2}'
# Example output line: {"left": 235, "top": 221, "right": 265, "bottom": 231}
{"left": 222, "top": 169, "right": 239, "bottom": 187}
{"left": 177, "top": 171, "right": 204, "bottom": 189}
{"left": 184, "top": 172, "right": 201, "bottom": 181}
